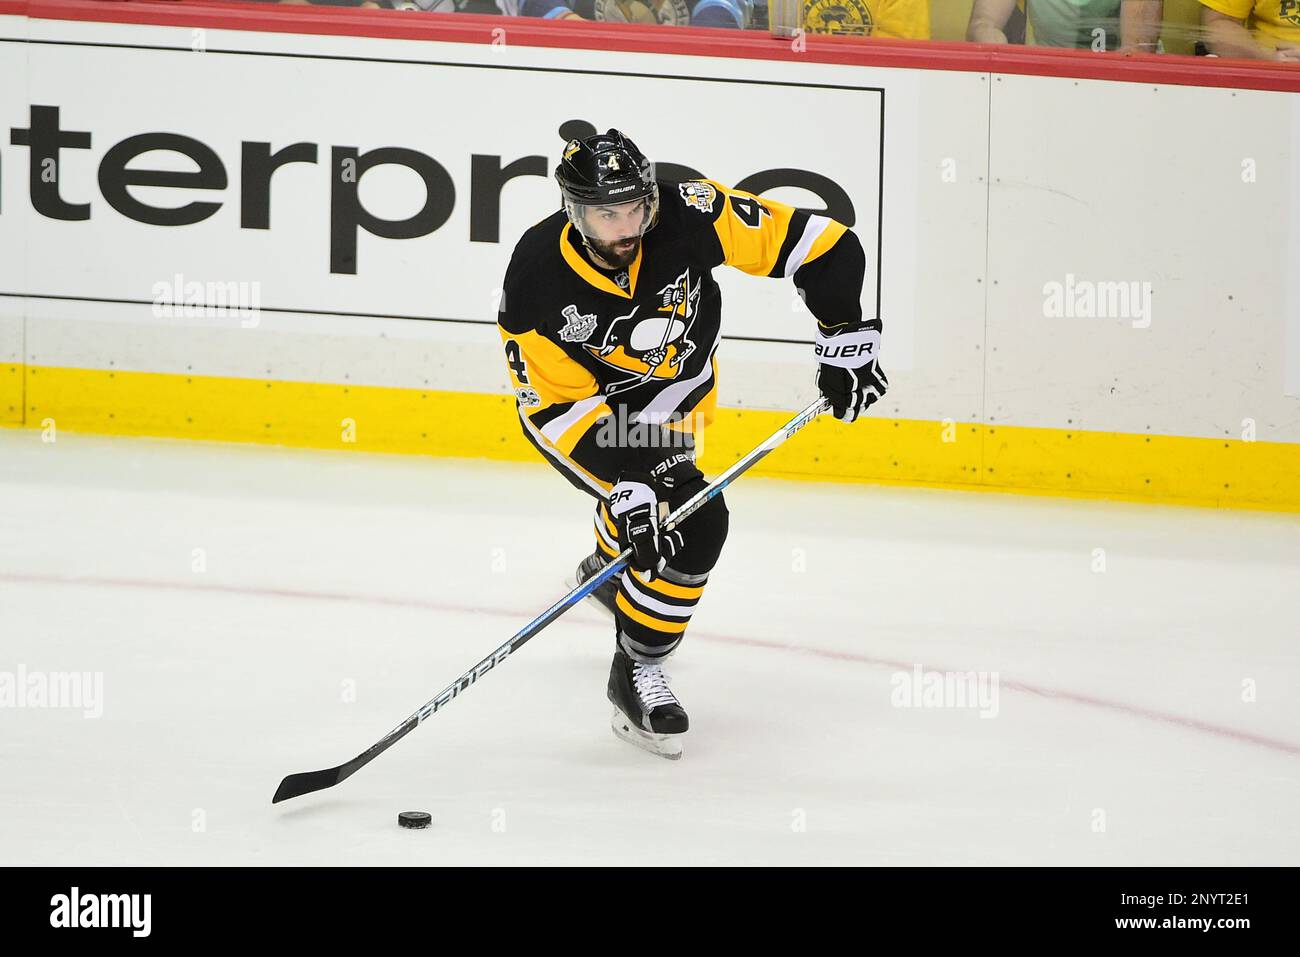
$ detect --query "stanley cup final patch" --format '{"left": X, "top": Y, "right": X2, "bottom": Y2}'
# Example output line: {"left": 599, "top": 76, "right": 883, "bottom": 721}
{"left": 678, "top": 181, "right": 718, "bottom": 214}
{"left": 559, "top": 304, "right": 599, "bottom": 343}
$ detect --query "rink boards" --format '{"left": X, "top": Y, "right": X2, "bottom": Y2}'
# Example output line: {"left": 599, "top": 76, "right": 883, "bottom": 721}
{"left": 1, "top": 3, "right": 1299, "bottom": 509}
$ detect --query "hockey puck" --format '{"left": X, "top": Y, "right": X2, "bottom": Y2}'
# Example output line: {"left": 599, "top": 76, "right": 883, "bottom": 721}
{"left": 397, "top": 810, "right": 432, "bottom": 829}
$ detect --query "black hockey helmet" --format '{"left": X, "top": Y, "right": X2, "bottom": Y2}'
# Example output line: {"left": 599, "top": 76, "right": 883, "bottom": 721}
{"left": 555, "top": 129, "right": 659, "bottom": 241}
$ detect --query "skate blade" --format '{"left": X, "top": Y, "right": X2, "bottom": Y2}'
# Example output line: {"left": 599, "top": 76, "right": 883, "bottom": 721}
{"left": 566, "top": 575, "right": 616, "bottom": 622}
{"left": 610, "top": 708, "right": 683, "bottom": 760}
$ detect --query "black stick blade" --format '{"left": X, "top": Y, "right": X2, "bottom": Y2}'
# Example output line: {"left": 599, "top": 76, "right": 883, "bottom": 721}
{"left": 273, "top": 766, "right": 345, "bottom": 804}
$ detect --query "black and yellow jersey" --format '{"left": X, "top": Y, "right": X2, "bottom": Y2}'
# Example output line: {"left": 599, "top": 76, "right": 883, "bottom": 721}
{"left": 496, "top": 177, "right": 873, "bottom": 497}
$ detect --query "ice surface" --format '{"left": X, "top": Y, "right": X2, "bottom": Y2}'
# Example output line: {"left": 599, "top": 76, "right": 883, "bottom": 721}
{"left": 1, "top": 429, "right": 1297, "bottom": 865}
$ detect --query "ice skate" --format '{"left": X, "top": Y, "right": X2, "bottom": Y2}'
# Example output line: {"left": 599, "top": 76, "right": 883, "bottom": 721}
{"left": 607, "top": 648, "right": 687, "bottom": 760}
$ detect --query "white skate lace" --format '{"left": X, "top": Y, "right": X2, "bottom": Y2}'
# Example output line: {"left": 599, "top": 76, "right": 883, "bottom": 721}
{"left": 632, "top": 663, "right": 678, "bottom": 709}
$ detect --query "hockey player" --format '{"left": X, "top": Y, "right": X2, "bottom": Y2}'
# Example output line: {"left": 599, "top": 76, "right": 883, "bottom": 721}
{"left": 496, "top": 130, "right": 886, "bottom": 758}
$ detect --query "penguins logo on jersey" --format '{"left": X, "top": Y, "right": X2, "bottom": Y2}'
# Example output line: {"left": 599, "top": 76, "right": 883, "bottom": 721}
{"left": 679, "top": 181, "right": 718, "bottom": 214}
{"left": 584, "top": 268, "right": 700, "bottom": 395}
{"left": 1282, "top": 0, "right": 1300, "bottom": 25}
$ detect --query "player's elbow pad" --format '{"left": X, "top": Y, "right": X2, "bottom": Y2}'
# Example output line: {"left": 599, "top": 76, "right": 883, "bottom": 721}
{"left": 796, "top": 228, "right": 867, "bottom": 329}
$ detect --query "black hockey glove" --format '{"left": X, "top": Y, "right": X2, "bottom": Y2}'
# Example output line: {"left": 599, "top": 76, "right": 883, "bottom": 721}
{"left": 608, "top": 453, "right": 698, "bottom": 577}
{"left": 814, "top": 322, "right": 887, "bottom": 423}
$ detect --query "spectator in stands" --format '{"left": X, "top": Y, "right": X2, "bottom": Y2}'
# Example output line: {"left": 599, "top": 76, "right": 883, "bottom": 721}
{"left": 1199, "top": 1, "right": 1300, "bottom": 58}
{"left": 278, "top": 0, "right": 584, "bottom": 16}
{"left": 494, "top": 0, "right": 586, "bottom": 15}
{"left": 686, "top": 0, "right": 927, "bottom": 35}
{"left": 674, "top": 0, "right": 743, "bottom": 26}
{"left": 569, "top": 0, "right": 693, "bottom": 23}
{"left": 276, "top": 0, "right": 385, "bottom": 8}
{"left": 967, "top": 0, "right": 1163, "bottom": 52}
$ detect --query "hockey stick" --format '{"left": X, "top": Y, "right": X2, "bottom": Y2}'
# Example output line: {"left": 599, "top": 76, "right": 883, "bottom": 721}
{"left": 272, "top": 396, "right": 831, "bottom": 804}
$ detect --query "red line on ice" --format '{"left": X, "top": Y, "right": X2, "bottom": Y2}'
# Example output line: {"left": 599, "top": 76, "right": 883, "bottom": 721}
{"left": 4, "top": 570, "right": 1297, "bottom": 759}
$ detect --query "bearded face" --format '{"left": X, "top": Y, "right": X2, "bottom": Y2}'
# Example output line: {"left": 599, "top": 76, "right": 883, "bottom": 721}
{"left": 576, "top": 195, "right": 654, "bottom": 268}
